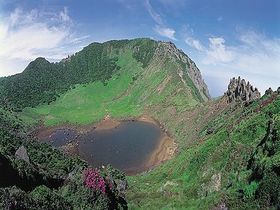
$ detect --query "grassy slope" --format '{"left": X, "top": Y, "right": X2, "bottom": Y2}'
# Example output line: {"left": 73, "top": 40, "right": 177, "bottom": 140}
{"left": 17, "top": 42, "right": 280, "bottom": 209}
{"left": 23, "top": 51, "right": 142, "bottom": 126}
{"left": 127, "top": 95, "right": 280, "bottom": 209}
{"left": 22, "top": 47, "right": 198, "bottom": 127}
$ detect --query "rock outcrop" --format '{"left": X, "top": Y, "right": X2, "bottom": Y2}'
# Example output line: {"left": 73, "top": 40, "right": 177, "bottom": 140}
{"left": 265, "top": 87, "right": 273, "bottom": 95}
{"left": 15, "top": 146, "right": 30, "bottom": 164}
{"left": 225, "top": 76, "right": 261, "bottom": 104}
{"left": 156, "top": 41, "right": 210, "bottom": 101}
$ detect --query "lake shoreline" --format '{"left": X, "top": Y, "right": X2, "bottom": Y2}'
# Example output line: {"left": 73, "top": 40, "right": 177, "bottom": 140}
{"left": 34, "top": 114, "right": 177, "bottom": 175}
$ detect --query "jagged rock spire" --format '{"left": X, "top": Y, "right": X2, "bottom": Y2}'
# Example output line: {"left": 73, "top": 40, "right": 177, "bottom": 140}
{"left": 265, "top": 87, "right": 273, "bottom": 95}
{"left": 225, "top": 76, "right": 261, "bottom": 104}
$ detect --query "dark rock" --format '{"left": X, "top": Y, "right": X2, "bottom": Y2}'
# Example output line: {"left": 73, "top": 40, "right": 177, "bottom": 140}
{"left": 15, "top": 146, "right": 30, "bottom": 164}
{"left": 0, "top": 154, "right": 21, "bottom": 187}
{"left": 277, "top": 87, "right": 280, "bottom": 95}
{"left": 206, "top": 128, "right": 214, "bottom": 135}
{"left": 265, "top": 87, "right": 273, "bottom": 95}
{"left": 225, "top": 76, "right": 260, "bottom": 104}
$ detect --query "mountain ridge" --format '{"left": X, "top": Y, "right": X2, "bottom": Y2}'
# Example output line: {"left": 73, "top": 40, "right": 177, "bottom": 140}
{"left": 0, "top": 38, "right": 209, "bottom": 111}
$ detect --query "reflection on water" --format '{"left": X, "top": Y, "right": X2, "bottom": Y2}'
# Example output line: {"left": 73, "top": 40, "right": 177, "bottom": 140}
{"left": 42, "top": 121, "right": 163, "bottom": 172}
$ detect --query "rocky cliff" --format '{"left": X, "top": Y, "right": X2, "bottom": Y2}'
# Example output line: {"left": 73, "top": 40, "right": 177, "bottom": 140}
{"left": 156, "top": 41, "right": 210, "bottom": 101}
{"left": 225, "top": 76, "right": 261, "bottom": 104}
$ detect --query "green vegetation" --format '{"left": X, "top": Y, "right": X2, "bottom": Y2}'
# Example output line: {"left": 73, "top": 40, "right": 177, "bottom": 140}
{"left": 21, "top": 39, "right": 200, "bottom": 126}
{"left": 1, "top": 38, "right": 279, "bottom": 209}
{"left": 127, "top": 93, "right": 280, "bottom": 209}
{"left": 0, "top": 38, "right": 208, "bottom": 209}
{"left": 0, "top": 39, "right": 157, "bottom": 111}
{"left": 23, "top": 50, "right": 143, "bottom": 126}
{"left": 0, "top": 108, "right": 127, "bottom": 209}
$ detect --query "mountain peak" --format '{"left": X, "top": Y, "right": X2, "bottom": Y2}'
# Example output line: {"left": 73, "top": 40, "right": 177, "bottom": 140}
{"left": 156, "top": 40, "right": 210, "bottom": 100}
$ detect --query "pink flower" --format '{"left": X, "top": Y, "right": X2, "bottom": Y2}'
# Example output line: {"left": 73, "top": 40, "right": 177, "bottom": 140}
{"left": 83, "top": 168, "right": 106, "bottom": 194}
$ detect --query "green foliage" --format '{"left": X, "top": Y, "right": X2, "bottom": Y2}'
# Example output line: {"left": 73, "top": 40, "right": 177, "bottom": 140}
{"left": 106, "top": 165, "right": 126, "bottom": 180}
{"left": 256, "top": 172, "right": 280, "bottom": 207}
{"left": 243, "top": 181, "right": 259, "bottom": 199}
{"left": 3, "top": 38, "right": 280, "bottom": 209}
{"left": 0, "top": 187, "right": 32, "bottom": 210}
{"left": 244, "top": 104, "right": 280, "bottom": 208}
{"left": 0, "top": 39, "right": 160, "bottom": 111}
{"left": 23, "top": 50, "right": 143, "bottom": 126}
{"left": 179, "top": 60, "right": 204, "bottom": 102}
{"left": 0, "top": 107, "right": 127, "bottom": 209}
{"left": 127, "top": 94, "right": 280, "bottom": 209}
{"left": 0, "top": 42, "right": 120, "bottom": 110}
{"left": 29, "top": 185, "right": 72, "bottom": 210}
{"left": 131, "top": 38, "right": 158, "bottom": 68}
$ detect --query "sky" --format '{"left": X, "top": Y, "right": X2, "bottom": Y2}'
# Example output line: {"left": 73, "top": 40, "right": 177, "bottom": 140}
{"left": 0, "top": 0, "right": 279, "bottom": 96}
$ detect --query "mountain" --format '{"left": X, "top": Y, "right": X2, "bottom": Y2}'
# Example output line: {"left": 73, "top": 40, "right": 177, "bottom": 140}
{"left": 1, "top": 38, "right": 280, "bottom": 209}
{"left": 0, "top": 38, "right": 209, "bottom": 112}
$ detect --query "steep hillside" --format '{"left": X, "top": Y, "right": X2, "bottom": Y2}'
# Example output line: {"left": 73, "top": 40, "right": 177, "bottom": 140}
{"left": 127, "top": 81, "right": 280, "bottom": 209}
{"left": 1, "top": 38, "right": 279, "bottom": 209}
{"left": 0, "top": 38, "right": 209, "bottom": 113}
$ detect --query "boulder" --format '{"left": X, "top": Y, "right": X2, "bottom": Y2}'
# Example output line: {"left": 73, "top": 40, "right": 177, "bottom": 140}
{"left": 206, "top": 128, "right": 214, "bottom": 135}
{"left": 15, "top": 146, "right": 30, "bottom": 164}
{"left": 277, "top": 87, "right": 280, "bottom": 95}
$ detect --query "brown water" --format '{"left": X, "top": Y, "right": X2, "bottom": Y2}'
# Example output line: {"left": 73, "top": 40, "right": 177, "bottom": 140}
{"left": 40, "top": 121, "right": 163, "bottom": 172}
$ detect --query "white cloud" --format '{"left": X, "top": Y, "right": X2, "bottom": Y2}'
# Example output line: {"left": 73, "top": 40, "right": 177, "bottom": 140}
{"left": 144, "top": 0, "right": 163, "bottom": 25}
{"left": 59, "top": 7, "right": 71, "bottom": 22}
{"left": 186, "top": 31, "right": 280, "bottom": 96}
{"left": 144, "top": 0, "right": 176, "bottom": 40}
{"left": 204, "top": 37, "right": 235, "bottom": 64}
{"left": 185, "top": 36, "right": 234, "bottom": 64}
{"left": 154, "top": 25, "right": 176, "bottom": 40}
{"left": 0, "top": 7, "right": 88, "bottom": 77}
{"left": 185, "top": 37, "right": 205, "bottom": 51}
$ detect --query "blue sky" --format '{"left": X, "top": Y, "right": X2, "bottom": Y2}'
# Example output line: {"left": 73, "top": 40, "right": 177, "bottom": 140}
{"left": 0, "top": 0, "right": 279, "bottom": 96}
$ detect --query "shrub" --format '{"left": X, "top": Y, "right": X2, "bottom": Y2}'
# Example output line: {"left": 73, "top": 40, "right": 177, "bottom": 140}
{"left": 243, "top": 181, "right": 259, "bottom": 199}
{"left": 83, "top": 168, "right": 106, "bottom": 194}
{"left": 29, "top": 185, "right": 72, "bottom": 210}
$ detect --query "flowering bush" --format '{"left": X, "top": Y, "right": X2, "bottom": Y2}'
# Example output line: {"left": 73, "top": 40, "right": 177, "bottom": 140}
{"left": 83, "top": 168, "right": 106, "bottom": 194}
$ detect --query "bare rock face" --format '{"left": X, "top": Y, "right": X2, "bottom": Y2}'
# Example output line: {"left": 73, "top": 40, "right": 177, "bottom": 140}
{"left": 15, "top": 146, "right": 30, "bottom": 164}
{"left": 156, "top": 41, "right": 211, "bottom": 101}
{"left": 225, "top": 76, "right": 261, "bottom": 104}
